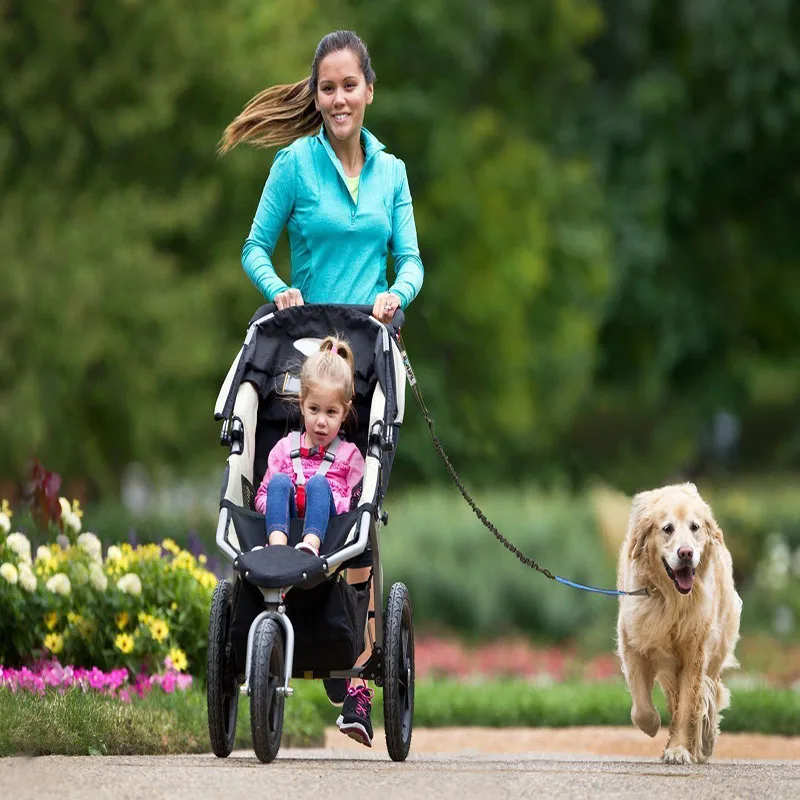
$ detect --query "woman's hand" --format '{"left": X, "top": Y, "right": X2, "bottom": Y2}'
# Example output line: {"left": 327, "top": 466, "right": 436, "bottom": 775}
{"left": 274, "top": 288, "right": 304, "bottom": 310}
{"left": 372, "top": 292, "right": 401, "bottom": 324}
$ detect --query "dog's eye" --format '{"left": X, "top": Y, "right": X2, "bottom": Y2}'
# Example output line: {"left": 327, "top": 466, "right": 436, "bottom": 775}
{"left": 662, "top": 523, "right": 674, "bottom": 534}
{"left": 690, "top": 521, "right": 700, "bottom": 532}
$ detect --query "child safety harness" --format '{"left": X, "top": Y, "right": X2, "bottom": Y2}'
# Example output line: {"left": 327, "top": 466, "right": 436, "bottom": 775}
{"left": 289, "top": 430, "right": 340, "bottom": 518}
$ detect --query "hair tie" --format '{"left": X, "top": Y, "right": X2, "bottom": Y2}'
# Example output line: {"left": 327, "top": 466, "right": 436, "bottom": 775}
{"left": 331, "top": 345, "right": 338, "bottom": 356}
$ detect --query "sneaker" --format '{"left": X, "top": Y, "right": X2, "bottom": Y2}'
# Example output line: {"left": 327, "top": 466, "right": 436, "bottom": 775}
{"left": 295, "top": 541, "right": 319, "bottom": 557}
{"left": 336, "top": 684, "right": 374, "bottom": 747}
{"left": 323, "top": 678, "right": 349, "bottom": 707}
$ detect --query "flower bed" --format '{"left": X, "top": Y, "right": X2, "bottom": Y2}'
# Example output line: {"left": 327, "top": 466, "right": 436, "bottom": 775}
{"left": 414, "top": 635, "right": 622, "bottom": 682}
{"left": 0, "top": 496, "right": 216, "bottom": 676}
{"left": 0, "top": 657, "right": 192, "bottom": 702}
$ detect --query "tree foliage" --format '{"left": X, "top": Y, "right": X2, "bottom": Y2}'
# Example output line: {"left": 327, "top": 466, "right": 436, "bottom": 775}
{"left": 1, "top": 0, "right": 798, "bottom": 495}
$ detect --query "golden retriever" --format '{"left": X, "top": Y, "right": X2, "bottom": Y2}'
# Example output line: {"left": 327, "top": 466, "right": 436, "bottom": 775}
{"left": 616, "top": 483, "right": 742, "bottom": 764}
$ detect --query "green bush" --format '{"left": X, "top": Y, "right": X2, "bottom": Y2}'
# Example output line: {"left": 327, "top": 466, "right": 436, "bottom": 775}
{"left": 0, "top": 503, "right": 216, "bottom": 676}
{"left": 380, "top": 487, "right": 619, "bottom": 643}
{"left": 708, "top": 484, "right": 800, "bottom": 640}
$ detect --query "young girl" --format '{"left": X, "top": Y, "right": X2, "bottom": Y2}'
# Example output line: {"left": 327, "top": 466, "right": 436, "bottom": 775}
{"left": 254, "top": 335, "right": 365, "bottom": 558}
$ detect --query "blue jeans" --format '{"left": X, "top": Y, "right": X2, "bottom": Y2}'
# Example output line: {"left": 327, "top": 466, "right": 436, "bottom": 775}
{"left": 265, "top": 473, "right": 336, "bottom": 544}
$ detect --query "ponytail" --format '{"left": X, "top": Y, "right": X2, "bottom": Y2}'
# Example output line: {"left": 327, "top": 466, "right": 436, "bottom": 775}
{"left": 300, "top": 335, "right": 356, "bottom": 403}
{"left": 217, "top": 79, "right": 321, "bottom": 155}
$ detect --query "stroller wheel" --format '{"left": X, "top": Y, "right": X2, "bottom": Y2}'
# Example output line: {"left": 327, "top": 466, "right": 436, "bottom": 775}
{"left": 207, "top": 579, "right": 239, "bottom": 757}
{"left": 382, "top": 582, "right": 415, "bottom": 762}
{"left": 250, "top": 617, "right": 286, "bottom": 763}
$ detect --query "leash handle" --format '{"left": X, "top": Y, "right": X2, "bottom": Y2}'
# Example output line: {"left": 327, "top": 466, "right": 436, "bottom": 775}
{"left": 397, "top": 334, "right": 648, "bottom": 599}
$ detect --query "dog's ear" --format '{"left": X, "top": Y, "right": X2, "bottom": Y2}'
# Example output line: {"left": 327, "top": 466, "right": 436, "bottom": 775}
{"left": 627, "top": 491, "right": 654, "bottom": 561}
{"left": 704, "top": 507, "right": 724, "bottom": 546}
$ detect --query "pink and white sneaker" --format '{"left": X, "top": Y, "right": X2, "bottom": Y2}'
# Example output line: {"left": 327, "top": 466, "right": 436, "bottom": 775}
{"left": 336, "top": 684, "right": 374, "bottom": 747}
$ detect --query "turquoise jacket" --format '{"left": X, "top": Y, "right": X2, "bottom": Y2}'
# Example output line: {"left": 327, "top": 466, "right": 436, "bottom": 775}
{"left": 242, "top": 127, "right": 424, "bottom": 309}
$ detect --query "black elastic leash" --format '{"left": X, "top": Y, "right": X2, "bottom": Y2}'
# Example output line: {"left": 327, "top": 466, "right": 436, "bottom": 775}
{"left": 397, "top": 335, "right": 649, "bottom": 598}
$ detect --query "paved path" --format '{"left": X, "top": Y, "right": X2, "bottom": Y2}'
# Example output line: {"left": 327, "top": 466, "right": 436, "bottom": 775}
{"left": 3, "top": 728, "right": 798, "bottom": 800}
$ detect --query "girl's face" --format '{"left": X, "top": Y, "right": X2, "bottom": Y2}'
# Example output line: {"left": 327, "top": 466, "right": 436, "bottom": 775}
{"left": 301, "top": 383, "right": 349, "bottom": 449}
{"left": 314, "top": 48, "right": 373, "bottom": 145}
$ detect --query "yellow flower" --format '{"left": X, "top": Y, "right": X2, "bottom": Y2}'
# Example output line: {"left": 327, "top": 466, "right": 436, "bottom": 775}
{"left": 71, "top": 498, "right": 83, "bottom": 520}
{"left": 149, "top": 618, "right": 170, "bottom": 643}
{"left": 67, "top": 611, "right": 83, "bottom": 626}
{"left": 115, "top": 632, "right": 135, "bottom": 654}
{"left": 43, "top": 633, "right": 64, "bottom": 654}
{"left": 167, "top": 647, "right": 188, "bottom": 672}
{"left": 44, "top": 611, "right": 58, "bottom": 630}
{"left": 161, "top": 538, "right": 181, "bottom": 556}
{"left": 138, "top": 611, "right": 154, "bottom": 626}
{"left": 115, "top": 611, "right": 129, "bottom": 630}
{"left": 198, "top": 554, "right": 207, "bottom": 565}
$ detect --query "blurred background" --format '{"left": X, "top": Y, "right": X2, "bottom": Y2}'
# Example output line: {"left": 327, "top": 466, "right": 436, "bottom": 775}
{"left": 1, "top": 1, "right": 799, "bottom": 676}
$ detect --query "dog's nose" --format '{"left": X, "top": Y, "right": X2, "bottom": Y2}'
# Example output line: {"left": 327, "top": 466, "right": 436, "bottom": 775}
{"left": 678, "top": 546, "right": 693, "bottom": 562}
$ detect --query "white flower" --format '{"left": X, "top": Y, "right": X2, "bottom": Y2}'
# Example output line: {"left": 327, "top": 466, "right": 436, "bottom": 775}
{"left": 36, "top": 545, "right": 52, "bottom": 562}
{"left": 0, "top": 511, "right": 10, "bottom": 535}
{"left": 106, "top": 545, "right": 123, "bottom": 562}
{"left": 117, "top": 572, "right": 142, "bottom": 597}
{"left": 5, "top": 532, "right": 32, "bottom": 564}
{"left": 45, "top": 573, "right": 72, "bottom": 596}
{"left": 58, "top": 497, "right": 81, "bottom": 534}
{"left": 77, "top": 532, "right": 102, "bottom": 562}
{"left": 18, "top": 563, "right": 37, "bottom": 592}
{"left": 0, "top": 562, "right": 18, "bottom": 584}
{"left": 89, "top": 562, "right": 108, "bottom": 592}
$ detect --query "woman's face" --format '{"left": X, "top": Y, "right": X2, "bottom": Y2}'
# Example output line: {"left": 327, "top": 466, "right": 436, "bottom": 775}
{"left": 315, "top": 48, "right": 373, "bottom": 145}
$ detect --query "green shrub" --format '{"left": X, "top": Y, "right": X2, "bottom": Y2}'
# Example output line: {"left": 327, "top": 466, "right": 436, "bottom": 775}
{"left": 380, "top": 487, "right": 618, "bottom": 643}
{"left": 0, "top": 502, "right": 216, "bottom": 676}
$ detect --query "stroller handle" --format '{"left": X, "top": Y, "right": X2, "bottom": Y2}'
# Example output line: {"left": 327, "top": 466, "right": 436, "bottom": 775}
{"left": 253, "top": 302, "right": 405, "bottom": 331}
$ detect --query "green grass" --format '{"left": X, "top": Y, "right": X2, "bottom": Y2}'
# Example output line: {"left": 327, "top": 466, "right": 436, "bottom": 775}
{"left": 2, "top": 679, "right": 797, "bottom": 756}
{"left": 0, "top": 686, "right": 324, "bottom": 757}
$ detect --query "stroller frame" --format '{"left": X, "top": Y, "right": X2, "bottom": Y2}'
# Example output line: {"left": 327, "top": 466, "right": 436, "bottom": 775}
{"left": 208, "top": 303, "right": 414, "bottom": 763}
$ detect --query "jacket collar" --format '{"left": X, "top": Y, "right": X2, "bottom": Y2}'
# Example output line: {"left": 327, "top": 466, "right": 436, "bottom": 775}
{"left": 315, "top": 125, "right": 385, "bottom": 179}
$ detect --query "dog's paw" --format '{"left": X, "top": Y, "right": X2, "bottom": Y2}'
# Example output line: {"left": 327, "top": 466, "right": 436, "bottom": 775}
{"left": 662, "top": 745, "right": 694, "bottom": 765}
{"left": 632, "top": 707, "right": 661, "bottom": 737}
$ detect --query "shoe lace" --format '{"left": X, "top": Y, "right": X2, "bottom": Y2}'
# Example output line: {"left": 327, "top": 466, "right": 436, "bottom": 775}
{"left": 348, "top": 684, "right": 374, "bottom": 716}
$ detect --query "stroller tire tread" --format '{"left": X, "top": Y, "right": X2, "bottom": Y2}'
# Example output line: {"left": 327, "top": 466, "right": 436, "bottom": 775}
{"left": 250, "top": 617, "right": 286, "bottom": 763}
{"left": 207, "top": 579, "right": 239, "bottom": 758}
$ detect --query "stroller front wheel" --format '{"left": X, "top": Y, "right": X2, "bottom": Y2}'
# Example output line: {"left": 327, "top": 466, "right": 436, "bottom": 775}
{"left": 250, "top": 616, "right": 286, "bottom": 763}
{"left": 382, "top": 582, "right": 415, "bottom": 762}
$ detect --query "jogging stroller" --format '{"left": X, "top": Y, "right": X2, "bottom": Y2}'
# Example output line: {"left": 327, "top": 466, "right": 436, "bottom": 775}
{"left": 207, "top": 303, "right": 415, "bottom": 763}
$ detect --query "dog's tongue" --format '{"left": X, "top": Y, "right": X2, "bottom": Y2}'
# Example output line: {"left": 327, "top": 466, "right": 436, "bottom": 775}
{"left": 674, "top": 566, "right": 694, "bottom": 592}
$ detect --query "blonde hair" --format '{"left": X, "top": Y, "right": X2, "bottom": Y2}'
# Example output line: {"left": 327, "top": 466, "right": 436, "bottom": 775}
{"left": 300, "top": 335, "right": 356, "bottom": 407}
{"left": 218, "top": 30, "right": 375, "bottom": 155}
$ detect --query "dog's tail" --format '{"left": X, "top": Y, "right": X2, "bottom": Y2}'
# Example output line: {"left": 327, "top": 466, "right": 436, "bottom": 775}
{"left": 700, "top": 676, "right": 729, "bottom": 761}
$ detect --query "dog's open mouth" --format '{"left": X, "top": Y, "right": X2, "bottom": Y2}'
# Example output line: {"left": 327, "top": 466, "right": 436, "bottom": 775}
{"left": 663, "top": 559, "right": 695, "bottom": 594}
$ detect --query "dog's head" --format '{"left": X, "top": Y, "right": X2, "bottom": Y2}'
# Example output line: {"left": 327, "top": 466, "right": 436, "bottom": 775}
{"left": 626, "top": 482, "right": 723, "bottom": 595}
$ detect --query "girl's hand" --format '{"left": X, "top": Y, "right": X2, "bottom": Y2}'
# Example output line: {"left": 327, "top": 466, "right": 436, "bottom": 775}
{"left": 372, "top": 292, "right": 401, "bottom": 324}
{"left": 274, "top": 288, "right": 304, "bottom": 310}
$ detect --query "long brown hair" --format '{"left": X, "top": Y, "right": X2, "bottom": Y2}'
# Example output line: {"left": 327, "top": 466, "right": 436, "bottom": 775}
{"left": 218, "top": 30, "right": 376, "bottom": 155}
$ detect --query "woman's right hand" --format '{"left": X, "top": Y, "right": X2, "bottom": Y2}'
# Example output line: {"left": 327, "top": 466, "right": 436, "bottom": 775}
{"left": 274, "top": 288, "right": 304, "bottom": 310}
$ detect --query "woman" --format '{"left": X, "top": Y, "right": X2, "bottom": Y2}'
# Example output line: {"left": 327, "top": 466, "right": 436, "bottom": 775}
{"left": 220, "top": 30, "right": 423, "bottom": 747}
{"left": 219, "top": 29, "right": 424, "bottom": 325}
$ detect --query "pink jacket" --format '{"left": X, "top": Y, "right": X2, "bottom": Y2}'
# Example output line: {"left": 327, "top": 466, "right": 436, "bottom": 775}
{"left": 254, "top": 433, "right": 366, "bottom": 516}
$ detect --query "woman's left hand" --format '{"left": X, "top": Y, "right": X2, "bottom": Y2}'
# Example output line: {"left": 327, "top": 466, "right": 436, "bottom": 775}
{"left": 372, "top": 292, "right": 401, "bottom": 324}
